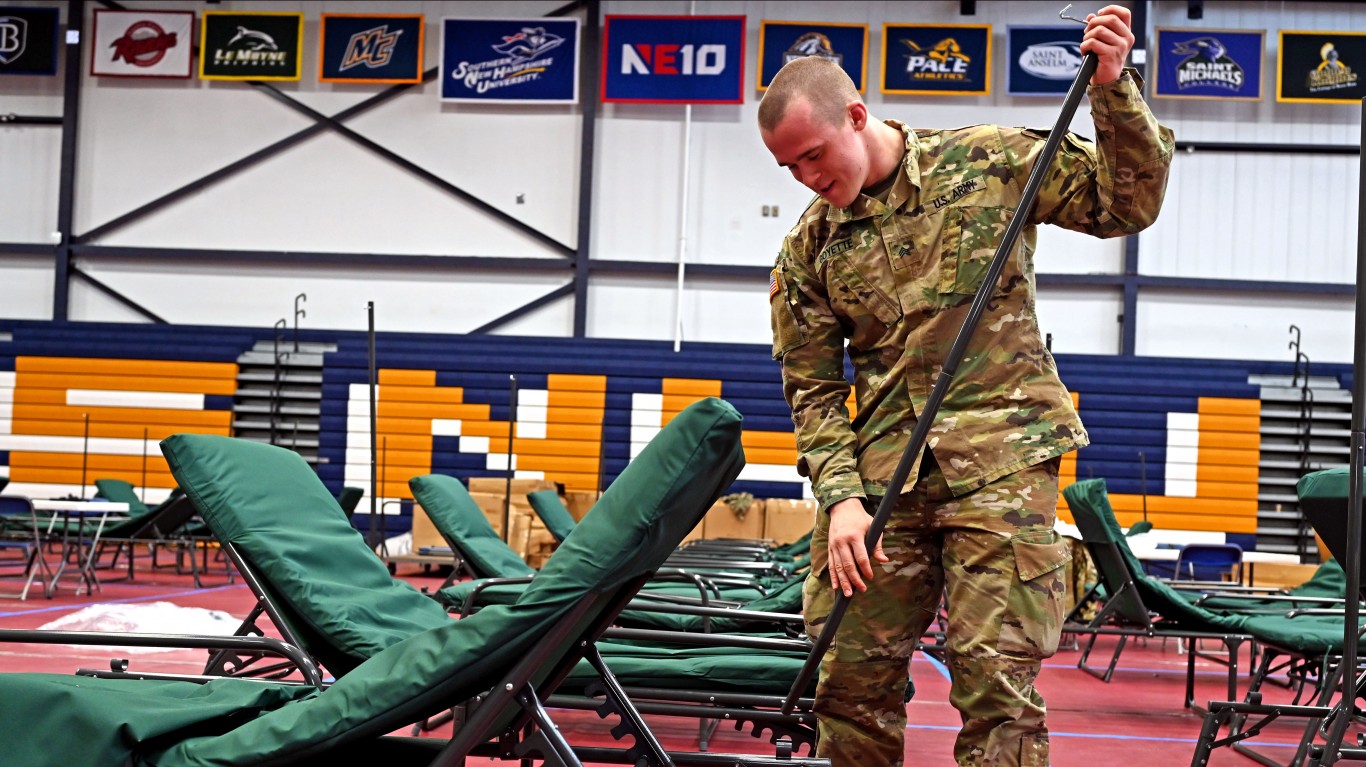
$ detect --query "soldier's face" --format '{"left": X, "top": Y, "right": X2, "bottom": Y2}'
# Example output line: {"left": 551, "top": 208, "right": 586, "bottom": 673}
{"left": 762, "top": 98, "right": 869, "bottom": 208}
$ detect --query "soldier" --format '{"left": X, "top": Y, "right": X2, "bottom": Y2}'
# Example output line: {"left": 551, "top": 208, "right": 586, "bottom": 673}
{"left": 758, "top": 6, "right": 1171, "bottom": 767}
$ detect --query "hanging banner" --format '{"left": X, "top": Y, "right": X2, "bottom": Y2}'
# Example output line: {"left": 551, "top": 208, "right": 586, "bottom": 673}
{"left": 90, "top": 9, "right": 194, "bottom": 79}
{"left": 1153, "top": 28, "right": 1263, "bottom": 101}
{"left": 1006, "top": 25, "right": 1083, "bottom": 96}
{"left": 320, "top": 14, "right": 424, "bottom": 84}
{"left": 199, "top": 11, "right": 304, "bottom": 81}
{"left": 601, "top": 15, "right": 745, "bottom": 104}
{"left": 440, "top": 17, "right": 579, "bottom": 103}
{"left": 882, "top": 24, "right": 991, "bottom": 96}
{"left": 0, "top": 6, "right": 59, "bottom": 76}
{"left": 1278, "top": 30, "right": 1366, "bottom": 104}
{"left": 756, "top": 20, "right": 868, "bottom": 93}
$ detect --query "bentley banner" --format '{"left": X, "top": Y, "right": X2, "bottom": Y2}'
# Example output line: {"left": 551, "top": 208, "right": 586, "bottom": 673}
{"left": 757, "top": 20, "right": 868, "bottom": 93}
{"left": 0, "top": 7, "right": 59, "bottom": 76}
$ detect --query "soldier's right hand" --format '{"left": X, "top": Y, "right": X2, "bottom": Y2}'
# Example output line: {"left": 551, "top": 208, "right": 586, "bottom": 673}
{"left": 826, "top": 498, "right": 888, "bottom": 597}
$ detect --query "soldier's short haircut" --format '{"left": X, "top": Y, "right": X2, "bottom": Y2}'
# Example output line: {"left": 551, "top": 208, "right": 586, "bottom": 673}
{"left": 758, "top": 56, "right": 861, "bottom": 133}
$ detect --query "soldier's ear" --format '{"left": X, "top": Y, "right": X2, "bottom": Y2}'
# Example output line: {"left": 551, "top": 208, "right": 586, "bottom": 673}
{"left": 848, "top": 102, "right": 868, "bottom": 131}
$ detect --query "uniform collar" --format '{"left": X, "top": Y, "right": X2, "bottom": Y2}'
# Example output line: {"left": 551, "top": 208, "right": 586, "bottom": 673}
{"left": 826, "top": 119, "right": 923, "bottom": 224}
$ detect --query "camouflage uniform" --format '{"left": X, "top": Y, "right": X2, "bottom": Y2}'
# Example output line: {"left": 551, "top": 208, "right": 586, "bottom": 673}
{"left": 770, "top": 71, "right": 1172, "bottom": 767}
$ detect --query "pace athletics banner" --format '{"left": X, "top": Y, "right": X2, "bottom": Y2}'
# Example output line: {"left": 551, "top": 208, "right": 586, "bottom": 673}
{"left": 1153, "top": 28, "right": 1263, "bottom": 101}
{"left": 1006, "top": 25, "right": 1083, "bottom": 96}
{"left": 90, "top": 9, "right": 194, "bottom": 79}
{"left": 441, "top": 18, "right": 580, "bottom": 103}
{"left": 320, "top": 14, "right": 424, "bottom": 84}
{"left": 1278, "top": 30, "right": 1366, "bottom": 104}
{"left": 199, "top": 11, "right": 303, "bottom": 81}
{"left": 601, "top": 15, "right": 745, "bottom": 104}
{"left": 0, "top": 7, "right": 59, "bottom": 76}
{"left": 757, "top": 20, "right": 867, "bottom": 93}
{"left": 882, "top": 24, "right": 990, "bottom": 96}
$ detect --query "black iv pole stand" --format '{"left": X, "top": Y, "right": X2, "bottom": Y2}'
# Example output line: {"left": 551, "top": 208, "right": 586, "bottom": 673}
{"left": 1306, "top": 96, "right": 1366, "bottom": 767}
{"left": 782, "top": 44, "right": 1100, "bottom": 713}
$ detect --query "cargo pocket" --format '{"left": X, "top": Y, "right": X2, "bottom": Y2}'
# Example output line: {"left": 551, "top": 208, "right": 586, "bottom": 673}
{"left": 770, "top": 267, "right": 808, "bottom": 359}
{"left": 998, "top": 531, "right": 1072, "bottom": 658}
{"left": 937, "top": 205, "right": 1016, "bottom": 295}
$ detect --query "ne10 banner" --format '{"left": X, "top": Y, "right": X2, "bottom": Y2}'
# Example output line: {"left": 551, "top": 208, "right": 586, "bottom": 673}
{"left": 1153, "top": 28, "right": 1263, "bottom": 101}
{"left": 601, "top": 15, "right": 745, "bottom": 104}
{"left": 1278, "top": 30, "right": 1366, "bottom": 104}
{"left": 882, "top": 24, "right": 991, "bottom": 96}
{"left": 757, "top": 20, "right": 868, "bottom": 93}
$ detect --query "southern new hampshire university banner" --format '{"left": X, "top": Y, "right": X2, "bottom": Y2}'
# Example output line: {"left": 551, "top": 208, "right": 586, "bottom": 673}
{"left": 757, "top": 20, "right": 868, "bottom": 93}
{"left": 1278, "top": 30, "right": 1366, "bottom": 104}
{"left": 90, "top": 9, "right": 194, "bottom": 79}
{"left": 0, "top": 7, "right": 59, "bottom": 76}
{"left": 199, "top": 11, "right": 303, "bottom": 81}
{"left": 1154, "top": 28, "right": 1263, "bottom": 101}
{"left": 882, "top": 24, "right": 991, "bottom": 96}
{"left": 601, "top": 15, "right": 745, "bottom": 104}
{"left": 320, "top": 14, "right": 424, "bottom": 84}
{"left": 441, "top": 18, "right": 580, "bottom": 103}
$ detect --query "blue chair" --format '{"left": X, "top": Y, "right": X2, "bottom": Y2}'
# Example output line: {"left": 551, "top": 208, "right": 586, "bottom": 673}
{"left": 1173, "top": 542, "right": 1243, "bottom": 584}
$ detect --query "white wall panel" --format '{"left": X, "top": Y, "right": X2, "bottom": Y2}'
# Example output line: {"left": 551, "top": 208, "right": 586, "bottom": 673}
{"left": 1136, "top": 290, "right": 1356, "bottom": 363}
{"left": 0, "top": 256, "right": 55, "bottom": 319}
{"left": 0, "top": 0, "right": 1359, "bottom": 363}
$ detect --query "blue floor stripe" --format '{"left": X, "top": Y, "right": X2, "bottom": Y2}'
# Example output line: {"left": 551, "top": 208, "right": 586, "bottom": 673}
{"left": 921, "top": 652, "right": 952, "bottom": 681}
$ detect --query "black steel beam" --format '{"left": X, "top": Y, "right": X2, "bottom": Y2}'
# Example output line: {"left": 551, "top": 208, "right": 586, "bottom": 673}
{"left": 469, "top": 282, "right": 576, "bottom": 335}
{"left": 0, "top": 114, "right": 62, "bottom": 125}
{"left": 76, "top": 70, "right": 437, "bottom": 244}
{"left": 248, "top": 81, "right": 574, "bottom": 258}
{"left": 0, "top": 244, "right": 57, "bottom": 256}
{"left": 69, "top": 266, "right": 167, "bottom": 323}
{"left": 1175, "top": 140, "right": 1359, "bottom": 155}
{"left": 53, "top": 0, "right": 86, "bottom": 321}
{"left": 69, "top": 244, "right": 572, "bottom": 272}
{"left": 572, "top": 0, "right": 601, "bottom": 337}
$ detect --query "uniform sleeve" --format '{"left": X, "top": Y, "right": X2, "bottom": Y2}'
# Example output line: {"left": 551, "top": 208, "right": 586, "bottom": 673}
{"left": 1005, "top": 68, "right": 1174, "bottom": 237}
{"left": 770, "top": 233, "right": 865, "bottom": 512}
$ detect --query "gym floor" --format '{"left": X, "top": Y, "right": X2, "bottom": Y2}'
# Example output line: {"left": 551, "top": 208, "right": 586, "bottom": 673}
{"left": 0, "top": 553, "right": 1345, "bottom": 766}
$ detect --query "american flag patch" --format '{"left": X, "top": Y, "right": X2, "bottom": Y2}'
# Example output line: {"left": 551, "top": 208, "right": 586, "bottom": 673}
{"left": 768, "top": 268, "right": 780, "bottom": 298}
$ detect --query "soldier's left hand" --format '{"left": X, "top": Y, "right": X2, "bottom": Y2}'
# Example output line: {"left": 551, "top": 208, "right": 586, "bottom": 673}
{"left": 1081, "top": 5, "right": 1135, "bottom": 85}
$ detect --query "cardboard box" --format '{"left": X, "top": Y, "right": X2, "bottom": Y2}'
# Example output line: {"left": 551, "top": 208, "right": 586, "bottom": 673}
{"left": 703, "top": 498, "right": 766, "bottom": 541}
{"left": 468, "top": 477, "right": 561, "bottom": 499}
{"left": 563, "top": 490, "right": 599, "bottom": 522}
{"left": 410, "top": 503, "right": 446, "bottom": 552}
{"left": 763, "top": 498, "right": 817, "bottom": 544}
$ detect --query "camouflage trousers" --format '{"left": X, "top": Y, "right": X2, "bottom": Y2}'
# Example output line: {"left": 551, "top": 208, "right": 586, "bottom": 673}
{"left": 803, "top": 456, "right": 1071, "bottom": 767}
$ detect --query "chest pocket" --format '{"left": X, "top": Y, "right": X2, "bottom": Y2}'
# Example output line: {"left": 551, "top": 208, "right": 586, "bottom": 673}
{"left": 825, "top": 253, "right": 902, "bottom": 332}
{"left": 937, "top": 205, "right": 1016, "bottom": 295}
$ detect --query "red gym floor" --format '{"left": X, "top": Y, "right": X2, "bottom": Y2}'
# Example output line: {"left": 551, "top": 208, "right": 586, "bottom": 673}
{"left": 0, "top": 552, "right": 1349, "bottom": 766}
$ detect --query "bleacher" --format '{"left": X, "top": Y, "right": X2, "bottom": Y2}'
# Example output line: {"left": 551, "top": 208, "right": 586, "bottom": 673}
{"left": 0, "top": 319, "right": 1348, "bottom": 551}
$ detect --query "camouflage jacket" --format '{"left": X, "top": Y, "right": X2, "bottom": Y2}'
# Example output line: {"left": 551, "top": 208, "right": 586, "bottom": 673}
{"left": 769, "top": 69, "right": 1173, "bottom": 511}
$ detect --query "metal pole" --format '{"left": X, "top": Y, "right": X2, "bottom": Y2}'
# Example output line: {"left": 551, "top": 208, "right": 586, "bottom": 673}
{"left": 672, "top": 0, "right": 697, "bottom": 353}
{"left": 367, "top": 302, "right": 379, "bottom": 549}
{"left": 1313, "top": 94, "right": 1366, "bottom": 767}
{"left": 783, "top": 51, "right": 1100, "bottom": 714}
{"left": 504, "top": 375, "right": 519, "bottom": 544}
{"left": 140, "top": 427, "right": 149, "bottom": 504}
{"left": 79, "top": 412, "right": 90, "bottom": 498}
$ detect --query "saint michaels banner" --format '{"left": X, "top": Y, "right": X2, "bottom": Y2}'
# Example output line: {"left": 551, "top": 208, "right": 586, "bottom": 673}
{"left": 1154, "top": 28, "right": 1263, "bottom": 101}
